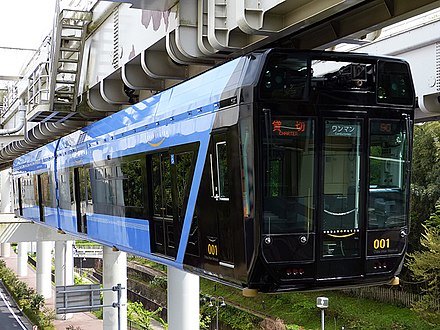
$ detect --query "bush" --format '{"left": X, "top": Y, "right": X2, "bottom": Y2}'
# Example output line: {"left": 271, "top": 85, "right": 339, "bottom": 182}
{"left": 0, "top": 260, "right": 55, "bottom": 329}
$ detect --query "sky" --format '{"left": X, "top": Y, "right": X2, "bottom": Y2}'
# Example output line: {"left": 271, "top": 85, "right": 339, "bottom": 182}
{"left": 0, "top": 0, "right": 56, "bottom": 79}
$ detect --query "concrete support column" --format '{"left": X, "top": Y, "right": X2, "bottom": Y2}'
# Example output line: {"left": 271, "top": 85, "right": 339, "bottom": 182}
{"left": 36, "top": 241, "right": 53, "bottom": 298}
{"left": 167, "top": 266, "right": 200, "bottom": 330}
{"left": 17, "top": 242, "right": 29, "bottom": 277}
{"left": 1, "top": 243, "right": 11, "bottom": 257}
{"left": 0, "top": 168, "right": 12, "bottom": 213}
{"left": 103, "top": 246, "right": 127, "bottom": 330}
{"left": 55, "top": 240, "right": 74, "bottom": 320}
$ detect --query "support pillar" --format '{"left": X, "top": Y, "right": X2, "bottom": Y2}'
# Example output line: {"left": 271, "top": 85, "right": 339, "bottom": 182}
{"left": 1, "top": 243, "right": 11, "bottom": 257}
{"left": 167, "top": 266, "right": 200, "bottom": 330}
{"left": 103, "top": 246, "right": 127, "bottom": 330}
{"left": 36, "top": 241, "right": 53, "bottom": 298}
{"left": 55, "top": 240, "right": 74, "bottom": 320}
{"left": 17, "top": 242, "right": 29, "bottom": 277}
{"left": 0, "top": 168, "right": 12, "bottom": 213}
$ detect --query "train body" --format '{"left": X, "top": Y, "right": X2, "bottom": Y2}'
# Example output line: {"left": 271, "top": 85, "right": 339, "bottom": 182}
{"left": 13, "top": 49, "right": 415, "bottom": 293}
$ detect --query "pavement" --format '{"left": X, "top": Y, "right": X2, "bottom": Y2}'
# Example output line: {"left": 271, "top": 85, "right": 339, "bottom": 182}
{"left": 1, "top": 252, "right": 103, "bottom": 330}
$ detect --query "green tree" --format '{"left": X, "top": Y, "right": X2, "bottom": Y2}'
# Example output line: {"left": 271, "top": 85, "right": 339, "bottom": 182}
{"left": 406, "top": 223, "right": 440, "bottom": 325}
{"left": 410, "top": 122, "right": 440, "bottom": 251}
{"left": 127, "top": 301, "right": 167, "bottom": 329}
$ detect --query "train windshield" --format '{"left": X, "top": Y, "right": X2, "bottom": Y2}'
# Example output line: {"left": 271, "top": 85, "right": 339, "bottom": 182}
{"left": 368, "top": 120, "right": 409, "bottom": 228}
{"left": 262, "top": 116, "right": 315, "bottom": 234}
{"left": 377, "top": 61, "right": 413, "bottom": 105}
{"left": 260, "top": 55, "right": 308, "bottom": 99}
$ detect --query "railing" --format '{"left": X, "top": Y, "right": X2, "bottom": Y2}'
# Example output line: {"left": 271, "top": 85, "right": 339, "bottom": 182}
{"left": 343, "top": 286, "right": 425, "bottom": 308}
{"left": 28, "top": 62, "right": 50, "bottom": 112}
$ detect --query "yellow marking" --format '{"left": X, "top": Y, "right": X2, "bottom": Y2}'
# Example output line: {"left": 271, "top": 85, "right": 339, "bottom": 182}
{"left": 147, "top": 138, "right": 166, "bottom": 147}
{"left": 327, "top": 233, "right": 356, "bottom": 238}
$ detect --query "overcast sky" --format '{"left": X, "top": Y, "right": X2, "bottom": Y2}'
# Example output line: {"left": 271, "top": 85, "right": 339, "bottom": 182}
{"left": 0, "top": 0, "right": 56, "bottom": 78}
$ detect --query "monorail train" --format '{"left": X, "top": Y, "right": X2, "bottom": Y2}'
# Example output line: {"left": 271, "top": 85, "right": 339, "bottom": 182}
{"left": 12, "top": 49, "right": 415, "bottom": 293}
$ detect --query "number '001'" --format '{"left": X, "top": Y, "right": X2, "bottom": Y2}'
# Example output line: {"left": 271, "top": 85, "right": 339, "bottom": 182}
{"left": 373, "top": 238, "right": 390, "bottom": 249}
{"left": 208, "top": 244, "right": 218, "bottom": 256}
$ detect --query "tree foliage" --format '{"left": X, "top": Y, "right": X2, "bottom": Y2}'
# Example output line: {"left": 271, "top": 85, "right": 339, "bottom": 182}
{"left": 127, "top": 301, "right": 167, "bottom": 329}
{"left": 406, "top": 221, "right": 440, "bottom": 324}
{"left": 410, "top": 122, "right": 440, "bottom": 251}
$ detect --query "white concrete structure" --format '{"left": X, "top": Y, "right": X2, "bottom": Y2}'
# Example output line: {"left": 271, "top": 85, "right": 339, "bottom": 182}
{"left": 36, "top": 241, "right": 53, "bottom": 298}
{"left": 0, "top": 169, "right": 12, "bottom": 213}
{"left": 103, "top": 246, "right": 128, "bottom": 330}
{"left": 55, "top": 240, "right": 74, "bottom": 320}
{"left": 167, "top": 267, "right": 200, "bottom": 330}
{"left": 17, "top": 241, "right": 28, "bottom": 277}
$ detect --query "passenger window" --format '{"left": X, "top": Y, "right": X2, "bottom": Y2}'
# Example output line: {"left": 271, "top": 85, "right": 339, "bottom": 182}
{"left": 152, "top": 153, "right": 173, "bottom": 218}
{"left": 216, "top": 141, "right": 229, "bottom": 200}
{"left": 368, "top": 120, "right": 408, "bottom": 229}
{"left": 176, "top": 151, "right": 195, "bottom": 220}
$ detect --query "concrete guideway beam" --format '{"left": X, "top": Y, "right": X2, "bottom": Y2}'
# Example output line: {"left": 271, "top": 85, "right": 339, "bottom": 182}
{"left": 141, "top": 48, "right": 188, "bottom": 80}
{"left": 100, "top": 77, "right": 134, "bottom": 105}
{"left": 0, "top": 222, "right": 78, "bottom": 243}
{"left": 87, "top": 84, "right": 122, "bottom": 112}
{"left": 272, "top": 0, "right": 440, "bottom": 50}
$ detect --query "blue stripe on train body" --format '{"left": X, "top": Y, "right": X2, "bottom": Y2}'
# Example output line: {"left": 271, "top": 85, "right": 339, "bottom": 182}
{"left": 14, "top": 55, "right": 248, "bottom": 269}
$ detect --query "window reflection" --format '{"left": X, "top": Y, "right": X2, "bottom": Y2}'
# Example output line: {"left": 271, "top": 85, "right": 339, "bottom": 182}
{"left": 369, "top": 120, "right": 408, "bottom": 229}
{"left": 263, "top": 118, "right": 314, "bottom": 234}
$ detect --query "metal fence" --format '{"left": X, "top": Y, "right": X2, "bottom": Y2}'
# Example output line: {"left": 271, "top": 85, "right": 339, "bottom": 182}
{"left": 343, "top": 286, "right": 424, "bottom": 308}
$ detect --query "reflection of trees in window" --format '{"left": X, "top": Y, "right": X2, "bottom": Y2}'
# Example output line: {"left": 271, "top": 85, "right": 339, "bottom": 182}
{"left": 216, "top": 143, "right": 229, "bottom": 199}
{"left": 152, "top": 153, "right": 173, "bottom": 218}
{"left": 78, "top": 168, "right": 90, "bottom": 203}
{"left": 163, "top": 155, "right": 172, "bottom": 217}
{"left": 176, "top": 152, "right": 195, "bottom": 220}
{"left": 369, "top": 145, "right": 382, "bottom": 186}
{"left": 152, "top": 154, "right": 161, "bottom": 216}
{"left": 121, "top": 160, "right": 143, "bottom": 207}
{"left": 269, "top": 159, "right": 281, "bottom": 197}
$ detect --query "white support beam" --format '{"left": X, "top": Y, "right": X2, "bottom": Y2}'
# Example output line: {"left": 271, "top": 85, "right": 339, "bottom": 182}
{"left": 103, "top": 246, "right": 127, "bottom": 330}
{"left": 36, "top": 241, "right": 53, "bottom": 298}
{"left": 167, "top": 266, "right": 200, "bottom": 330}
{"left": 55, "top": 240, "right": 74, "bottom": 320}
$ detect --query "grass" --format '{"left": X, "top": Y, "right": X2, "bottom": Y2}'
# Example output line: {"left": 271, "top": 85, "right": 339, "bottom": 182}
{"left": 200, "top": 279, "right": 440, "bottom": 329}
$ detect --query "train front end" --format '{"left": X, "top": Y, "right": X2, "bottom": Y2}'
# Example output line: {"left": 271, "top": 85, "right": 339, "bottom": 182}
{"left": 243, "top": 50, "right": 415, "bottom": 292}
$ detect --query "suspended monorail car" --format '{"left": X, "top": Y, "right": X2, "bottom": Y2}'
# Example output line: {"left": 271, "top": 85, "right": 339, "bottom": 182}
{"left": 13, "top": 49, "right": 415, "bottom": 293}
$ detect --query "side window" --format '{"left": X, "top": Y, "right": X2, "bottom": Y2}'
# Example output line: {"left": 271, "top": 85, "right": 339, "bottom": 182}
{"left": 175, "top": 151, "right": 196, "bottom": 221}
{"left": 120, "top": 159, "right": 146, "bottom": 219}
{"left": 121, "top": 160, "right": 143, "bottom": 207}
{"left": 368, "top": 120, "right": 408, "bottom": 229}
{"left": 150, "top": 143, "right": 199, "bottom": 258}
{"left": 77, "top": 167, "right": 92, "bottom": 211}
{"left": 40, "top": 172, "right": 52, "bottom": 207}
{"left": 215, "top": 142, "right": 229, "bottom": 200}
{"left": 152, "top": 153, "right": 173, "bottom": 218}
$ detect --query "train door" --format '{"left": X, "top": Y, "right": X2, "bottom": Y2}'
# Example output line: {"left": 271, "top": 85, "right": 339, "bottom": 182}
{"left": 73, "top": 167, "right": 88, "bottom": 234}
{"left": 151, "top": 152, "right": 177, "bottom": 258}
{"left": 207, "top": 133, "right": 234, "bottom": 267}
{"left": 317, "top": 118, "right": 364, "bottom": 279}
{"left": 151, "top": 146, "right": 197, "bottom": 259}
